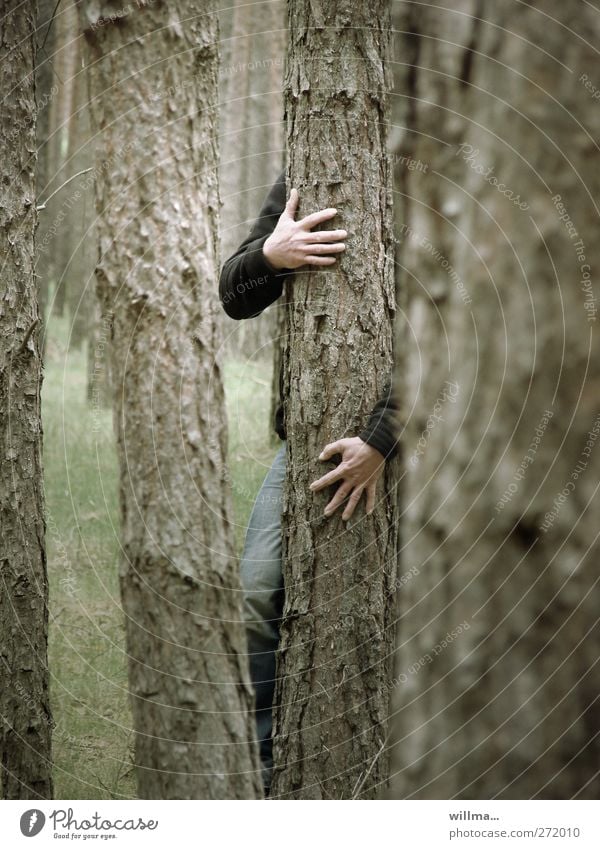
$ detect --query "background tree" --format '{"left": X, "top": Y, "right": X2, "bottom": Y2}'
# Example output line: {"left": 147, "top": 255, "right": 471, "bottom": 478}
{"left": 64, "top": 16, "right": 96, "bottom": 352}
{"left": 0, "top": 0, "right": 53, "bottom": 799}
{"left": 391, "top": 0, "right": 600, "bottom": 798}
{"left": 219, "top": 0, "right": 285, "bottom": 363}
{"left": 272, "top": 0, "right": 400, "bottom": 799}
{"left": 41, "top": 0, "right": 78, "bottom": 320}
{"left": 35, "top": 0, "right": 58, "bottom": 339}
{"left": 79, "top": 0, "right": 262, "bottom": 799}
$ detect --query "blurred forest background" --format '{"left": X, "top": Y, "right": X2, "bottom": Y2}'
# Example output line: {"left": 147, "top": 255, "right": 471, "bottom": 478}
{"left": 2, "top": 0, "right": 599, "bottom": 801}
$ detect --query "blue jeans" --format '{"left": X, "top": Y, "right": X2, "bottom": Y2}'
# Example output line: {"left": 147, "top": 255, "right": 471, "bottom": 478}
{"left": 240, "top": 444, "right": 286, "bottom": 792}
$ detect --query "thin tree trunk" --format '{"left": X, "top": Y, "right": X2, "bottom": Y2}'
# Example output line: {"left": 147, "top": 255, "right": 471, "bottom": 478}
{"left": 391, "top": 0, "right": 600, "bottom": 799}
{"left": 220, "top": 0, "right": 252, "bottom": 264}
{"left": 67, "top": 47, "right": 96, "bottom": 350}
{"left": 219, "top": 0, "right": 285, "bottom": 364}
{"left": 80, "top": 0, "right": 262, "bottom": 799}
{"left": 35, "top": 0, "right": 58, "bottom": 343}
{"left": 272, "top": 0, "right": 399, "bottom": 799}
{"left": 86, "top": 298, "right": 112, "bottom": 408}
{"left": 0, "top": 0, "right": 54, "bottom": 800}
{"left": 48, "top": 0, "right": 78, "bottom": 317}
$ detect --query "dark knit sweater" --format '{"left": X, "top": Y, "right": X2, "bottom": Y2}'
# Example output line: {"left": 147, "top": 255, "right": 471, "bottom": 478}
{"left": 219, "top": 172, "right": 399, "bottom": 460}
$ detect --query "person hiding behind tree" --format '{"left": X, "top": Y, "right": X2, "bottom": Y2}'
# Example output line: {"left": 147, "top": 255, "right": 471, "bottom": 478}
{"left": 219, "top": 171, "right": 399, "bottom": 794}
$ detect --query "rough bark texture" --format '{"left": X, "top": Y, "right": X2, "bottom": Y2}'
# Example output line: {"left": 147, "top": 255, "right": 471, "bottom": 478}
{"left": 80, "top": 0, "right": 262, "bottom": 799}
{"left": 391, "top": 0, "right": 600, "bottom": 798}
{"left": 0, "top": 0, "right": 54, "bottom": 799}
{"left": 272, "top": 0, "right": 399, "bottom": 799}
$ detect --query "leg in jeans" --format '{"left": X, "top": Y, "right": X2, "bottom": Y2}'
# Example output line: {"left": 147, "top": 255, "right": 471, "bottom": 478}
{"left": 240, "top": 444, "right": 286, "bottom": 792}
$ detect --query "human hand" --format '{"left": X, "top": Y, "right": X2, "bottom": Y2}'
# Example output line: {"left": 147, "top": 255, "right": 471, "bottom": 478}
{"left": 309, "top": 437, "right": 385, "bottom": 521}
{"left": 263, "top": 187, "right": 348, "bottom": 270}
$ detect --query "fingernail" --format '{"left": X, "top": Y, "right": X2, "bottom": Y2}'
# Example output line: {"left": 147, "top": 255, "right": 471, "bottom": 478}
{"left": 319, "top": 452, "right": 325, "bottom": 460}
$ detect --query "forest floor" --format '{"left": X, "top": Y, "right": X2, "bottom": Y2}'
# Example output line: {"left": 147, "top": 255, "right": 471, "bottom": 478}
{"left": 43, "top": 315, "right": 276, "bottom": 799}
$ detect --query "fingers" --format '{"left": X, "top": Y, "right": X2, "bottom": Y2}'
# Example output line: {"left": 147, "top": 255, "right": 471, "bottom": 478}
{"left": 365, "top": 484, "right": 376, "bottom": 515}
{"left": 319, "top": 440, "right": 345, "bottom": 461}
{"left": 324, "top": 482, "right": 352, "bottom": 517}
{"left": 342, "top": 486, "right": 365, "bottom": 521}
{"left": 310, "top": 465, "right": 346, "bottom": 492}
{"left": 308, "top": 228, "right": 348, "bottom": 243}
{"left": 305, "top": 255, "right": 337, "bottom": 266}
{"left": 304, "top": 242, "right": 346, "bottom": 255}
{"left": 300, "top": 207, "right": 339, "bottom": 229}
{"left": 285, "top": 187, "right": 299, "bottom": 218}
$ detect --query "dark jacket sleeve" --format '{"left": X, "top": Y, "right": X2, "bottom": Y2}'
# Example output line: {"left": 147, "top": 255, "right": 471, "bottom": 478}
{"left": 219, "top": 171, "right": 400, "bottom": 462}
{"left": 359, "top": 379, "right": 401, "bottom": 460}
{"left": 219, "top": 171, "right": 292, "bottom": 320}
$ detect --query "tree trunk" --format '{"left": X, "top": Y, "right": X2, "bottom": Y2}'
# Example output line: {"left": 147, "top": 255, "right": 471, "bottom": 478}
{"left": 272, "top": 0, "right": 399, "bottom": 799}
{"left": 86, "top": 298, "right": 112, "bottom": 408}
{"left": 80, "top": 0, "right": 262, "bottom": 799}
{"left": 245, "top": 0, "right": 285, "bottom": 225}
{"left": 47, "top": 0, "right": 79, "bottom": 318}
{"left": 391, "top": 0, "right": 600, "bottom": 799}
{"left": 67, "top": 45, "right": 96, "bottom": 350}
{"left": 35, "top": 0, "right": 58, "bottom": 343}
{"left": 0, "top": 0, "right": 54, "bottom": 800}
{"left": 219, "top": 0, "right": 252, "bottom": 265}
{"left": 219, "top": 0, "right": 285, "bottom": 365}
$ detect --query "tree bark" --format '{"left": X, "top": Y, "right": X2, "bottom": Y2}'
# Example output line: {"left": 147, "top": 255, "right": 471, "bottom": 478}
{"left": 0, "top": 0, "right": 54, "bottom": 800}
{"left": 47, "top": 0, "right": 79, "bottom": 318}
{"left": 80, "top": 0, "right": 262, "bottom": 799}
{"left": 219, "top": 0, "right": 285, "bottom": 364}
{"left": 67, "top": 43, "right": 96, "bottom": 350}
{"left": 34, "top": 0, "right": 59, "bottom": 344}
{"left": 391, "top": 0, "right": 600, "bottom": 799}
{"left": 272, "top": 0, "right": 399, "bottom": 799}
{"left": 219, "top": 0, "right": 252, "bottom": 265}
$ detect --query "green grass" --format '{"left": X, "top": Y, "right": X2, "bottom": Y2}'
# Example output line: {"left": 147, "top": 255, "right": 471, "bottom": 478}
{"left": 43, "top": 314, "right": 276, "bottom": 799}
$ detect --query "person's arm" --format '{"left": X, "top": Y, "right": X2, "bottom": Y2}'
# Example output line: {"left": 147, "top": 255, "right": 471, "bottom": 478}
{"left": 219, "top": 173, "right": 348, "bottom": 319}
{"left": 358, "top": 380, "right": 400, "bottom": 461}
{"left": 219, "top": 172, "right": 290, "bottom": 320}
{"left": 310, "top": 380, "right": 400, "bottom": 520}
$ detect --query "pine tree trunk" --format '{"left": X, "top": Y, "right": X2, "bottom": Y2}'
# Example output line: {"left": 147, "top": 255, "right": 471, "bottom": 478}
{"left": 35, "top": 0, "right": 58, "bottom": 343}
{"left": 67, "top": 46, "right": 96, "bottom": 350}
{"left": 219, "top": 0, "right": 252, "bottom": 264}
{"left": 86, "top": 298, "right": 112, "bottom": 408}
{"left": 391, "top": 0, "right": 600, "bottom": 799}
{"left": 272, "top": 0, "right": 399, "bottom": 799}
{"left": 80, "top": 0, "right": 262, "bottom": 799}
{"left": 0, "top": 0, "right": 54, "bottom": 800}
{"left": 232, "top": 0, "right": 285, "bottom": 364}
{"left": 47, "top": 0, "right": 79, "bottom": 318}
